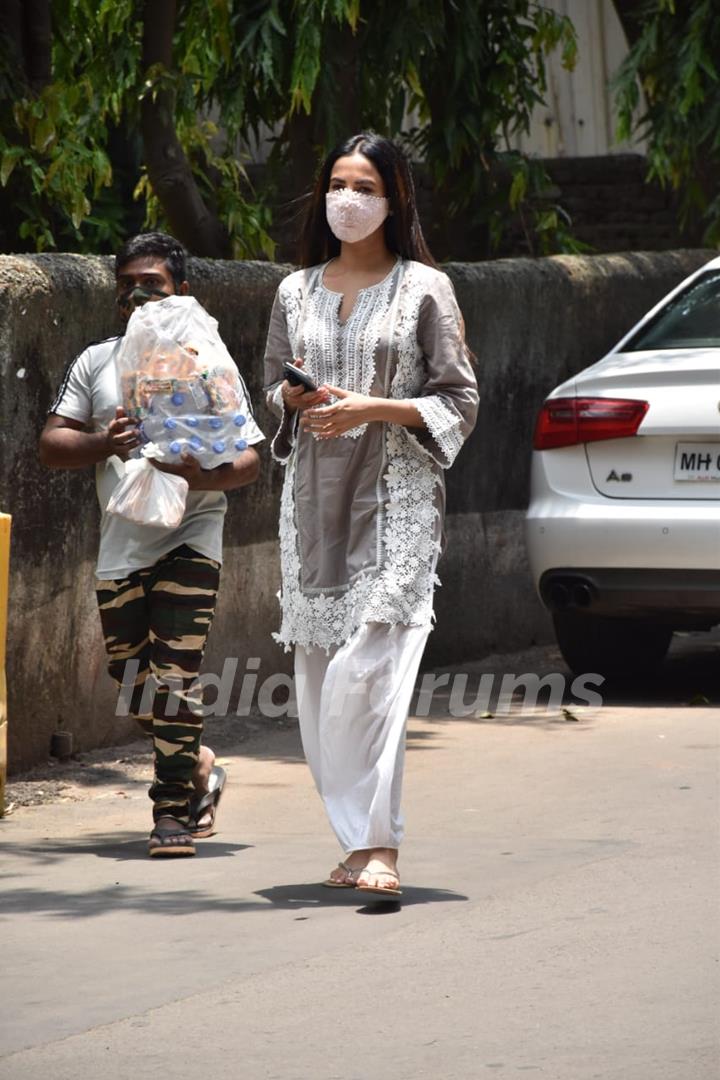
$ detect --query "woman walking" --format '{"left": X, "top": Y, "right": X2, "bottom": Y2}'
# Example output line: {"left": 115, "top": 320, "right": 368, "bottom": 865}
{"left": 263, "top": 133, "right": 478, "bottom": 895}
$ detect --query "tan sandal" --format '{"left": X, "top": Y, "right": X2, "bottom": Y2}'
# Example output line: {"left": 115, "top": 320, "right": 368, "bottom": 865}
{"left": 322, "top": 861, "right": 364, "bottom": 888}
{"left": 356, "top": 867, "right": 402, "bottom": 897}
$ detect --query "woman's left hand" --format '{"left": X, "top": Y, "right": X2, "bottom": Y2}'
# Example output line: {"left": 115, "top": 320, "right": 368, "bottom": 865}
{"left": 300, "top": 385, "right": 376, "bottom": 439}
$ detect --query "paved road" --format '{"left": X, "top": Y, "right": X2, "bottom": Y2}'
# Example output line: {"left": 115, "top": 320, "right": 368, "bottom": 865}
{"left": 1, "top": 642, "right": 718, "bottom": 1080}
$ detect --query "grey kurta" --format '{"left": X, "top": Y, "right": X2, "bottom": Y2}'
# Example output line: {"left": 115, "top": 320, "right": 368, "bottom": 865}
{"left": 263, "top": 258, "right": 478, "bottom": 651}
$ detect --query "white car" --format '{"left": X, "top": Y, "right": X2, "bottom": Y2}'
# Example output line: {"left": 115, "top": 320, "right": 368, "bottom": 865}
{"left": 525, "top": 256, "right": 720, "bottom": 678}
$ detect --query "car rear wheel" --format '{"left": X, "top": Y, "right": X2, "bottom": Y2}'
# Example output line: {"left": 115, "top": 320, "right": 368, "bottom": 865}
{"left": 552, "top": 612, "right": 673, "bottom": 681}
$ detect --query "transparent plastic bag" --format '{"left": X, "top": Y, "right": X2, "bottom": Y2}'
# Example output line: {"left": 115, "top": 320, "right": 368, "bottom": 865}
{"left": 116, "top": 295, "right": 250, "bottom": 469}
{"left": 106, "top": 455, "right": 189, "bottom": 529}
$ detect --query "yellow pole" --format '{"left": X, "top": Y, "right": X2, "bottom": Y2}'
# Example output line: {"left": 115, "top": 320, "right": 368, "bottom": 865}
{"left": 0, "top": 514, "right": 10, "bottom": 817}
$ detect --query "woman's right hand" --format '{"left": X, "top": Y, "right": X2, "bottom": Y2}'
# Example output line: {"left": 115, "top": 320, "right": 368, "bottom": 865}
{"left": 281, "top": 360, "right": 331, "bottom": 413}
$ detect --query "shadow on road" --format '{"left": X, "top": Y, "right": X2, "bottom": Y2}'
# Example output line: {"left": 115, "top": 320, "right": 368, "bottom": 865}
{"left": 0, "top": 833, "right": 467, "bottom": 920}
{"left": 599, "top": 634, "right": 719, "bottom": 706}
{"left": 254, "top": 882, "right": 468, "bottom": 911}
{"left": 415, "top": 632, "right": 719, "bottom": 728}
{"left": 0, "top": 832, "right": 251, "bottom": 866}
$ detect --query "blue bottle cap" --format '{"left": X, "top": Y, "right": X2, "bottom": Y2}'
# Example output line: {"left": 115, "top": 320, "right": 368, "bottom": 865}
{"left": 212, "top": 440, "right": 226, "bottom": 453}
{"left": 163, "top": 417, "right": 177, "bottom": 429}
{"left": 171, "top": 392, "right": 185, "bottom": 406}
{"left": 234, "top": 413, "right": 246, "bottom": 427}
{"left": 234, "top": 438, "right": 248, "bottom": 451}
{"left": 169, "top": 440, "right": 182, "bottom": 454}
{"left": 186, "top": 416, "right": 199, "bottom": 427}
{"left": 209, "top": 417, "right": 223, "bottom": 430}
{"left": 189, "top": 436, "right": 203, "bottom": 450}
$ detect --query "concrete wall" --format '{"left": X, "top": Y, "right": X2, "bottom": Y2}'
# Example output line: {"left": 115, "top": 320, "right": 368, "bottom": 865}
{"left": 0, "top": 248, "right": 712, "bottom": 771}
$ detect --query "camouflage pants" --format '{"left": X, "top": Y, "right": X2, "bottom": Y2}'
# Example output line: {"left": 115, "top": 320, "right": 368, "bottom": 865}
{"left": 96, "top": 545, "right": 220, "bottom": 824}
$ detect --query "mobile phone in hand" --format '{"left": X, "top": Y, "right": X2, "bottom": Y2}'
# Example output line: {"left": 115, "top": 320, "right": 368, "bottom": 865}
{"left": 282, "top": 361, "right": 317, "bottom": 393}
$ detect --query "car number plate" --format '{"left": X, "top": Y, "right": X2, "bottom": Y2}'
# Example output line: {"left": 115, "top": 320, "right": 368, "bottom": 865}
{"left": 674, "top": 442, "right": 720, "bottom": 481}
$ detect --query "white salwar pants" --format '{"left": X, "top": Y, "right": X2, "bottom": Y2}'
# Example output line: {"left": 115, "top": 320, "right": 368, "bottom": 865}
{"left": 294, "top": 621, "right": 430, "bottom": 854}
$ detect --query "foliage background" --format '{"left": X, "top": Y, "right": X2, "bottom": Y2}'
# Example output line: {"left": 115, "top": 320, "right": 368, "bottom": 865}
{"left": 613, "top": 0, "right": 720, "bottom": 246}
{"left": 2, "top": 1, "right": 716, "bottom": 260}
{"left": 0, "top": 0, "right": 581, "bottom": 259}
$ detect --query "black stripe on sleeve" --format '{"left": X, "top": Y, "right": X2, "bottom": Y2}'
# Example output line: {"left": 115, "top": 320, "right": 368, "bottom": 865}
{"left": 49, "top": 352, "right": 84, "bottom": 414}
{"left": 235, "top": 369, "right": 257, "bottom": 421}
{"left": 49, "top": 335, "right": 121, "bottom": 415}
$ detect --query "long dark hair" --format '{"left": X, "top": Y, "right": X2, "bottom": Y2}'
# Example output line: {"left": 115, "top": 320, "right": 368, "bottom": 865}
{"left": 298, "top": 133, "right": 437, "bottom": 269}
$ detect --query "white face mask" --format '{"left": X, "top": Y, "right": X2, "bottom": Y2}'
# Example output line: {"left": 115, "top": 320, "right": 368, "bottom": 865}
{"left": 325, "top": 189, "right": 389, "bottom": 243}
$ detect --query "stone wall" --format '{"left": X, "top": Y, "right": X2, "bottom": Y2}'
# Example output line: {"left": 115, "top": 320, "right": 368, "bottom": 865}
{"left": 538, "top": 156, "right": 702, "bottom": 256}
{"left": 0, "top": 248, "right": 712, "bottom": 770}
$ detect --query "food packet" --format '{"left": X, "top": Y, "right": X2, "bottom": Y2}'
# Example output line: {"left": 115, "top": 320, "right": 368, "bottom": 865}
{"left": 116, "top": 295, "right": 250, "bottom": 469}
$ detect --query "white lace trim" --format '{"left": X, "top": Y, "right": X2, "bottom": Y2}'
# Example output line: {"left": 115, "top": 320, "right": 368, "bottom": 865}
{"left": 389, "top": 267, "right": 426, "bottom": 399}
{"left": 301, "top": 265, "right": 399, "bottom": 439}
{"left": 282, "top": 281, "right": 304, "bottom": 353}
{"left": 268, "top": 385, "right": 299, "bottom": 463}
{"left": 269, "top": 278, "right": 305, "bottom": 462}
{"left": 357, "top": 425, "right": 441, "bottom": 626}
{"left": 408, "top": 396, "right": 464, "bottom": 467}
{"left": 273, "top": 425, "right": 441, "bottom": 651}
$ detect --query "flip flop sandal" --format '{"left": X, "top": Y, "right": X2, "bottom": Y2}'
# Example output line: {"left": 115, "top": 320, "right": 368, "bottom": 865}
{"left": 189, "top": 765, "right": 227, "bottom": 839}
{"left": 322, "top": 861, "right": 364, "bottom": 888}
{"left": 148, "top": 821, "right": 196, "bottom": 858}
{"left": 356, "top": 870, "right": 402, "bottom": 897}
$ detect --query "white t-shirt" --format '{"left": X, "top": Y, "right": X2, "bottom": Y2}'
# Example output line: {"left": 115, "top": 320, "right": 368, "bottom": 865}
{"left": 51, "top": 336, "right": 265, "bottom": 580}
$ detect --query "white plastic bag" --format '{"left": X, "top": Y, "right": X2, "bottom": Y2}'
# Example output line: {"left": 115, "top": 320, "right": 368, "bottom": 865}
{"left": 106, "top": 454, "right": 189, "bottom": 529}
{"left": 116, "top": 294, "right": 250, "bottom": 469}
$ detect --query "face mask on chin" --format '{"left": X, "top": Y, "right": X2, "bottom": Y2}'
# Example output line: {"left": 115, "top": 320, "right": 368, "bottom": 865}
{"left": 325, "top": 189, "right": 390, "bottom": 243}
{"left": 116, "top": 285, "right": 171, "bottom": 316}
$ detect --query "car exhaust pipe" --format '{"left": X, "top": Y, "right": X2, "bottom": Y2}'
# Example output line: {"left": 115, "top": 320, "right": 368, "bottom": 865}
{"left": 543, "top": 575, "right": 597, "bottom": 612}
{"left": 549, "top": 582, "right": 570, "bottom": 610}
{"left": 572, "top": 583, "right": 593, "bottom": 608}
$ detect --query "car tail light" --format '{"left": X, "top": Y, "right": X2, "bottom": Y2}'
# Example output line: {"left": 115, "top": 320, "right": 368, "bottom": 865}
{"left": 533, "top": 397, "right": 649, "bottom": 450}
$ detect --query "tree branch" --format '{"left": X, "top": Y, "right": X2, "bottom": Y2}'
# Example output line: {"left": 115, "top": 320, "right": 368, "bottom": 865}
{"left": 612, "top": 0, "right": 643, "bottom": 50}
{"left": 140, "top": 0, "right": 230, "bottom": 257}
{"left": 25, "top": 0, "right": 52, "bottom": 92}
{"left": 0, "top": 0, "right": 51, "bottom": 92}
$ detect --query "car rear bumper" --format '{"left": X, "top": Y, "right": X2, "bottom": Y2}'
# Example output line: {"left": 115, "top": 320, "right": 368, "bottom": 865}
{"left": 526, "top": 489, "right": 720, "bottom": 575}
{"left": 538, "top": 567, "right": 720, "bottom": 626}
